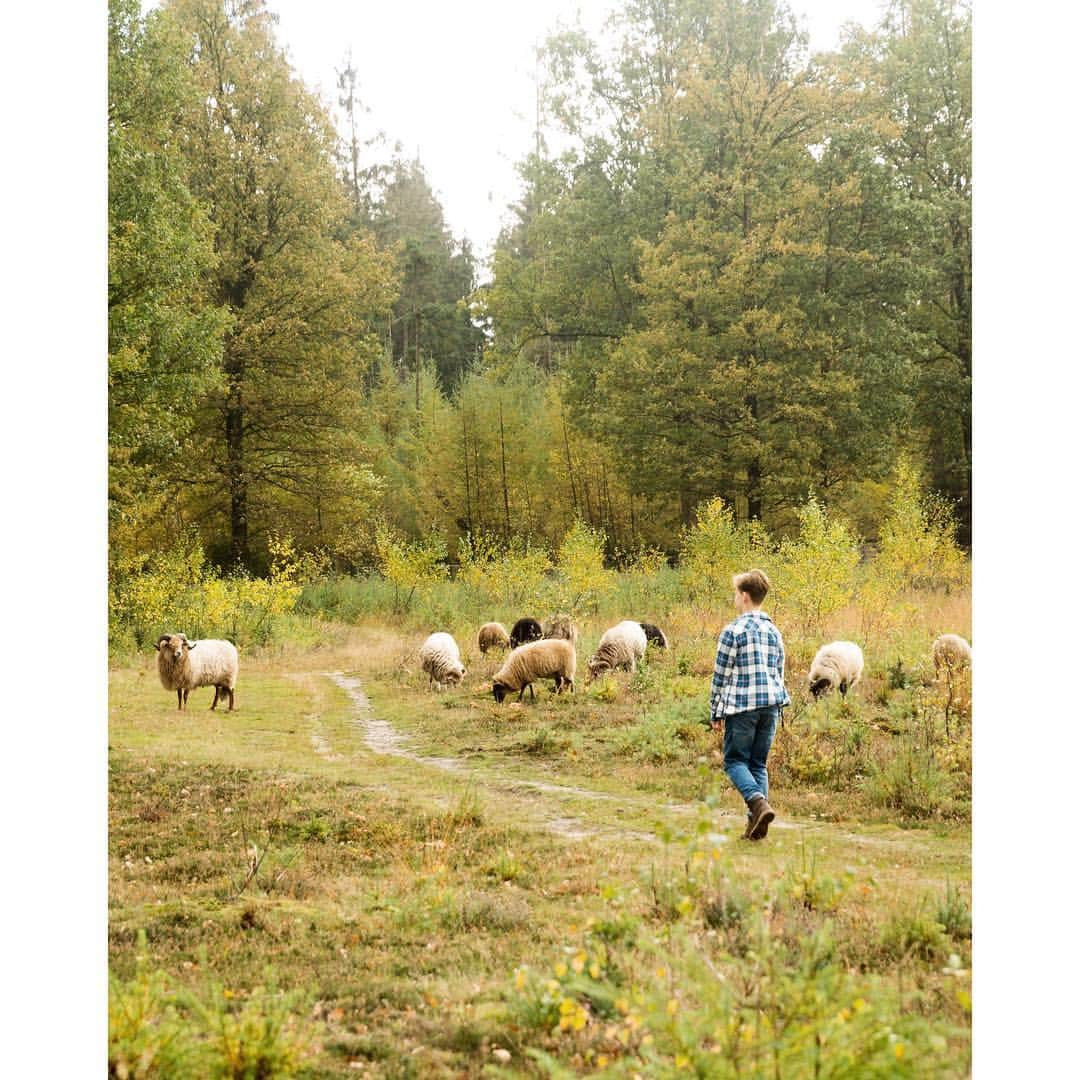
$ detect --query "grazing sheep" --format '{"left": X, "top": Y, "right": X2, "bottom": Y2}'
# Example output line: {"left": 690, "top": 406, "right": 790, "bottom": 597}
{"left": 419, "top": 632, "right": 466, "bottom": 690}
{"left": 492, "top": 639, "right": 576, "bottom": 703}
{"left": 509, "top": 617, "right": 543, "bottom": 649}
{"left": 639, "top": 622, "right": 669, "bottom": 649}
{"left": 542, "top": 613, "right": 579, "bottom": 643}
{"left": 478, "top": 622, "right": 511, "bottom": 654}
{"left": 808, "top": 641, "right": 864, "bottom": 699}
{"left": 587, "top": 620, "right": 649, "bottom": 682}
{"left": 155, "top": 633, "right": 239, "bottom": 711}
{"left": 933, "top": 633, "right": 972, "bottom": 674}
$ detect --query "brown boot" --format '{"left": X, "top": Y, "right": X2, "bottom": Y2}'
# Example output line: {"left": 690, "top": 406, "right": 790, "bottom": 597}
{"left": 745, "top": 796, "right": 775, "bottom": 841}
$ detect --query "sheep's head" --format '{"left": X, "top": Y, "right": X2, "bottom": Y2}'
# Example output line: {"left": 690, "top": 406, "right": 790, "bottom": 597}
{"left": 492, "top": 680, "right": 510, "bottom": 704}
{"left": 585, "top": 656, "right": 609, "bottom": 684}
{"left": 156, "top": 633, "right": 194, "bottom": 662}
{"left": 809, "top": 676, "right": 832, "bottom": 699}
{"left": 446, "top": 663, "right": 466, "bottom": 686}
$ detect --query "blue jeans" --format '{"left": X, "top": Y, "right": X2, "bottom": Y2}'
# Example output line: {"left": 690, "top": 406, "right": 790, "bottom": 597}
{"left": 722, "top": 705, "right": 779, "bottom": 809}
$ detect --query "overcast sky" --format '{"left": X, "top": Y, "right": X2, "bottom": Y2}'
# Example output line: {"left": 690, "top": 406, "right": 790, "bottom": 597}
{"left": 178, "top": 0, "right": 890, "bottom": 267}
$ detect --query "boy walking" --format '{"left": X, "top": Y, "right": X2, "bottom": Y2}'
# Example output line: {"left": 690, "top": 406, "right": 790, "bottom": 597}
{"left": 709, "top": 569, "right": 790, "bottom": 840}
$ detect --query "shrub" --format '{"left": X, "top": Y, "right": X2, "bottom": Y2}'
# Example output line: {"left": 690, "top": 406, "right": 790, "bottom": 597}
{"left": 553, "top": 519, "right": 616, "bottom": 613}
{"left": 775, "top": 496, "right": 860, "bottom": 635}
{"left": 374, "top": 523, "right": 448, "bottom": 613}
{"left": 457, "top": 529, "right": 551, "bottom": 608}
{"left": 679, "top": 498, "right": 771, "bottom": 610}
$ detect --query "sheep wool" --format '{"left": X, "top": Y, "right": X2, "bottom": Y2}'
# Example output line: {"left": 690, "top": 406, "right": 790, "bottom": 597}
{"left": 156, "top": 634, "right": 239, "bottom": 711}
{"left": 808, "top": 640, "right": 864, "bottom": 699}
{"left": 478, "top": 622, "right": 511, "bottom": 654}
{"left": 509, "top": 617, "right": 543, "bottom": 649}
{"left": 587, "top": 620, "right": 649, "bottom": 681}
{"left": 492, "top": 638, "right": 576, "bottom": 703}
{"left": 542, "top": 613, "right": 579, "bottom": 643}
{"left": 639, "top": 622, "right": 669, "bottom": 649}
{"left": 933, "top": 633, "right": 972, "bottom": 673}
{"left": 419, "top": 632, "right": 466, "bottom": 689}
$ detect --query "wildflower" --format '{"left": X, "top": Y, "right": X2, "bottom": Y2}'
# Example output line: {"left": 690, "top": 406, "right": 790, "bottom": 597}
{"left": 514, "top": 968, "right": 527, "bottom": 990}
{"left": 675, "top": 1054, "right": 690, "bottom": 1068}
{"left": 572, "top": 952, "right": 587, "bottom": 973}
{"left": 894, "top": 1043, "right": 905, "bottom": 1060}
{"left": 597, "top": 1055, "right": 609, "bottom": 1068}
{"left": 615, "top": 998, "right": 630, "bottom": 1015}
{"left": 655, "top": 967, "right": 667, "bottom": 979}
{"left": 667, "top": 998, "right": 679, "bottom": 1016}
{"left": 555, "top": 962, "right": 568, "bottom": 978}
{"left": 590, "top": 962, "right": 601, "bottom": 979}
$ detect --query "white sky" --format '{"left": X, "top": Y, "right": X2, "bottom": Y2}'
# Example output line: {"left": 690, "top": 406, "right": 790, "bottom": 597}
{"left": 262, "top": 0, "right": 889, "bottom": 268}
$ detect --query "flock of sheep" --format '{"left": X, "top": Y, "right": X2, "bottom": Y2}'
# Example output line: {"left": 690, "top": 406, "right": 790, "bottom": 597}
{"left": 151, "top": 620, "right": 970, "bottom": 713}
{"left": 419, "top": 618, "right": 973, "bottom": 704}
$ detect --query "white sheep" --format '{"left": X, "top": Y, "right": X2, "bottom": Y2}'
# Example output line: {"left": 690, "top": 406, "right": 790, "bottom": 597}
{"left": 155, "top": 633, "right": 239, "bottom": 711}
{"left": 492, "top": 639, "right": 576, "bottom": 703}
{"left": 478, "top": 622, "right": 510, "bottom": 653}
{"left": 419, "top": 632, "right": 466, "bottom": 690}
{"left": 808, "top": 641, "right": 864, "bottom": 699}
{"left": 586, "top": 620, "right": 648, "bottom": 682}
{"left": 542, "top": 613, "right": 579, "bottom": 643}
{"left": 933, "top": 633, "right": 972, "bottom": 674}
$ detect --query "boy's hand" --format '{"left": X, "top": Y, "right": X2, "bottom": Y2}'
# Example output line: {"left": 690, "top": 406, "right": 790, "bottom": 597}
{"left": 710, "top": 719, "right": 722, "bottom": 731}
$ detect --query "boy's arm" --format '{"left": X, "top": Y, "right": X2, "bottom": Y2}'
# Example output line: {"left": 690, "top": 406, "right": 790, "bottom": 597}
{"left": 708, "top": 627, "right": 738, "bottom": 725}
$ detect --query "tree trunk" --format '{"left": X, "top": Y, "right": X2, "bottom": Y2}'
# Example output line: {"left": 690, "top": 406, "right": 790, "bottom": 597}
{"left": 225, "top": 343, "right": 248, "bottom": 568}
{"left": 499, "top": 400, "right": 511, "bottom": 540}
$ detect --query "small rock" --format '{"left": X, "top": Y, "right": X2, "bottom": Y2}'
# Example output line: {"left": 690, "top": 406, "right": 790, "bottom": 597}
{"left": 492, "top": 1047, "right": 511, "bottom": 1064}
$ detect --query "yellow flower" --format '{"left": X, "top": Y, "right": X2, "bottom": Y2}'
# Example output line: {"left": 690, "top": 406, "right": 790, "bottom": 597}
{"left": 514, "top": 969, "right": 527, "bottom": 990}
{"left": 560, "top": 998, "right": 577, "bottom": 1015}
{"left": 589, "top": 963, "right": 601, "bottom": 979}
{"left": 555, "top": 962, "right": 568, "bottom": 978}
{"left": 615, "top": 998, "right": 630, "bottom": 1014}
{"left": 675, "top": 1054, "right": 690, "bottom": 1069}
{"left": 572, "top": 1012, "right": 587, "bottom": 1031}
{"left": 894, "top": 1043, "right": 905, "bottom": 1060}
{"left": 853, "top": 998, "right": 867, "bottom": 1013}
{"left": 655, "top": 967, "right": 667, "bottom": 979}
{"left": 572, "top": 952, "right": 587, "bottom": 973}
{"left": 597, "top": 1055, "right": 609, "bottom": 1068}
{"left": 666, "top": 998, "right": 679, "bottom": 1016}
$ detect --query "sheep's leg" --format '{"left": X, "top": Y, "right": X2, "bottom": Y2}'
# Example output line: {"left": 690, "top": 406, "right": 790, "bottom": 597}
{"left": 228, "top": 688, "right": 235, "bottom": 711}
{"left": 517, "top": 686, "right": 526, "bottom": 702}
{"left": 182, "top": 688, "right": 190, "bottom": 709}
{"left": 177, "top": 689, "right": 183, "bottom": 710}
{"left": 528, "top": 683, "right": 536, "bottom": 702}
{"left": 839, "top": 682, "right": 848, "bottom": 697}
{"left": 554, "top": 675, "right": 562, "bottom": 694}
{"left": 210, "top": 686, "right": 220, "bottom": 710}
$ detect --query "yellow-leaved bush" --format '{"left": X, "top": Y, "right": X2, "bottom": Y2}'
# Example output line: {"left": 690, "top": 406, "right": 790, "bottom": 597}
{"left": 109, "top": 533, "right": 326, "bottom": 652}
{"left": 554, "top": 520, "right": 616, "bottom": 614}
{"left": 679, "top": 498, "right": 772, "bottom": 611}
{"left": 374, "top": 523, "right": 448, "bottom": 612}
{"left": 458, "top": 530, "right": 552, "bottom": 609}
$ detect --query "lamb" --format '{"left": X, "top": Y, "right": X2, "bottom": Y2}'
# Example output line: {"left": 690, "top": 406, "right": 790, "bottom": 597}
{"left": 586, "top": 620, "right": 649, "bottom": 682}
{"left": 933, "top": 633, "right": 972, "bottom": 674}
{"left": 808, "top": 641, "right": 864, "bottom": 699}
{"left": 477, "top": 622, "right": 511, "bottom": 653}
{"left": 542, "top": 613, "right": 579, "bottom": 643}
{"left": 639, "top": 622, "right": 669, "bottom": 649}
{"left": 419, "top": 632, "right": 466, "bottom": 690}
{"left": 509, "top": 617, "right": 543, "bottom": 649}
{"left": 492, "top": 638, "right": 576, "bottom": 703}
{"left": 155, "top": 633, "right": 239, "bottom": 711}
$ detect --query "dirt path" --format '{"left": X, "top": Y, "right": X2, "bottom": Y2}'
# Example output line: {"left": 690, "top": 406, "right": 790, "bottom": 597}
{"left": 323, "top": 671, "right": 967, "bottom": 863}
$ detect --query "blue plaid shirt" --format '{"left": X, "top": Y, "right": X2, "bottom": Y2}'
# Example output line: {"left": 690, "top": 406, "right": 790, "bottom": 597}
{"left": 709, "top": 610, "right": 790, "bottom": 719}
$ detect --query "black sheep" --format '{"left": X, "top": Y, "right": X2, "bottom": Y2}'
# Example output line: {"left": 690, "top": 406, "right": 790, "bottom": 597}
{"left": 509, "top": 617, "right": 543, "bottom": 649}
{"left": 639, "top": 622, "right": 669, "bottom": 649}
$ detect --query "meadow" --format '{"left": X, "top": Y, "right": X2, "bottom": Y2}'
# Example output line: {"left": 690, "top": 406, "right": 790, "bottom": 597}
{"left": 109, "top": 565, "right": 971, "bottom": 1078}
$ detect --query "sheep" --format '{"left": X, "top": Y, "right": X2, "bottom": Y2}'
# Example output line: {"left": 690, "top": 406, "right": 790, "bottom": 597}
{"left": 492, "top": 638, "right": 576, "bottom": 703}
{"left": 808, "top": 641, "right": 864, "bottom": 699}
{"left": 509, "top": 617, "right": 543, "bottom": 649}
{"left": 478, "top": 622, "right": 511, "bottom": 654}
{"left": 933, "top": 633, "right": 972, "bottom": 674}
{"left": 542, "top": 613, "right": 579, "bottom": 643}
{"left": 419, "top": 632, "right": 466, "bottom": 690}
{"left": 155, "top": 633, "right": 239, "bottom": 711}
{"left": 639, "top": 622, "right": 669, "bottom": 649}
{"left": 586, "top": 620, "right": 649, "bottom": 682}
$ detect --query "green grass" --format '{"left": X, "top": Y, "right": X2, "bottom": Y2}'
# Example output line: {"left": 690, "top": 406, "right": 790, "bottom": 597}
{"left": 110, "top": 618, "right": 971, "bottom": 1077}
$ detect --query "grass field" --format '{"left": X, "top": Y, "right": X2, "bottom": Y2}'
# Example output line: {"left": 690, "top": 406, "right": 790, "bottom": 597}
{"left": 109, "top": 611, "right": 971, "bottom": 1077}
